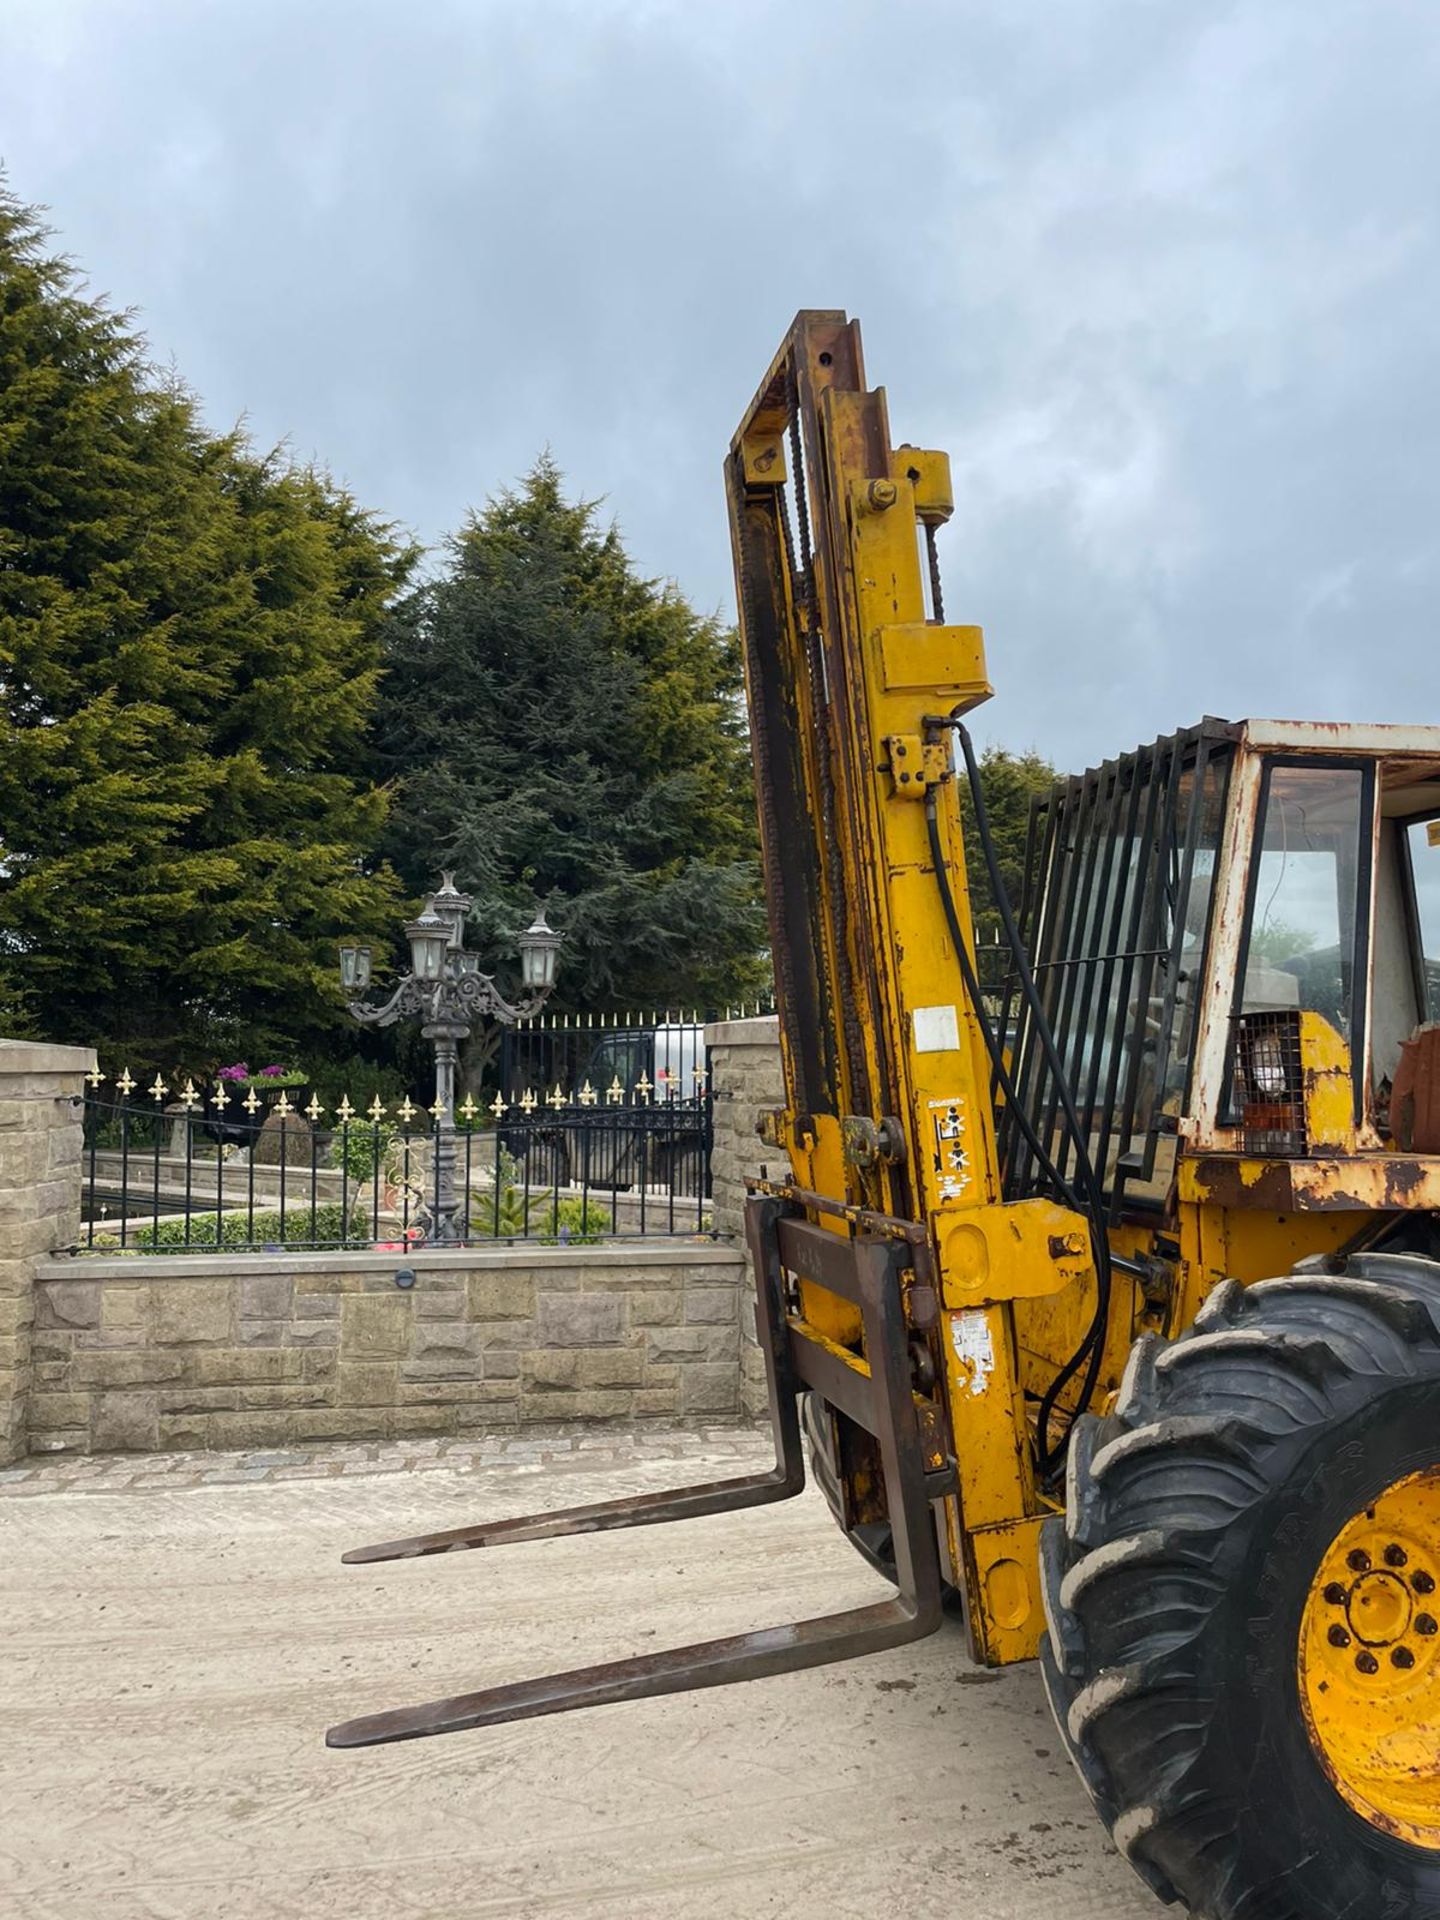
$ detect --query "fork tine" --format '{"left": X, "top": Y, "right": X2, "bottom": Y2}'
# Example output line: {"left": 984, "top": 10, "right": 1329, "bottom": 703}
{"left": 340, "top": 1463, "right": 803, "bottom": 1565}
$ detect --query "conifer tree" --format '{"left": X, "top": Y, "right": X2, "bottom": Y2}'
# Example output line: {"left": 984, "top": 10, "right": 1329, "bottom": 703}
{"left": 377, "top": 458, "right": 767, "bottom": 1018}
{"left": 960, "top": 743, "right": 1060, "bottom": 981}
{"left": 0, "top": 186, "right": 415, "bottom": 1066}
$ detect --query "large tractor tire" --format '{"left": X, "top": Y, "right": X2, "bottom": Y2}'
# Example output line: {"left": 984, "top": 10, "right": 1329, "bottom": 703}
{"left": 1041, "top": 1252, "right": 1440, "bottom": 1919}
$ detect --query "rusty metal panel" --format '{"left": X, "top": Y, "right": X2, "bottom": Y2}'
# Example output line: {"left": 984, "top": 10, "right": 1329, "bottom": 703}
{"left": 1179, "top": 1153, "right": 1440, "bottom": 1212}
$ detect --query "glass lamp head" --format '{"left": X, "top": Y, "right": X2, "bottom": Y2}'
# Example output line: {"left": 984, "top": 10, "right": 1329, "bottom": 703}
{"left": 405, "top": 910, "right": 450, "bottom": 984}
{"left": 428, "top": 870, "right": 473, "bottom": 951}
{"left": 518, "top": 909, "right": 562, "bottom": 992}
{"left": 339, "top": 944, "right": 372, "bottom": 991}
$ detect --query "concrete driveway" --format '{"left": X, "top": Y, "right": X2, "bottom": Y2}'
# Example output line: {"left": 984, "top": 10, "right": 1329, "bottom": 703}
{"left": 0, "top": 1428, "right": 1160, "bottom": 1919}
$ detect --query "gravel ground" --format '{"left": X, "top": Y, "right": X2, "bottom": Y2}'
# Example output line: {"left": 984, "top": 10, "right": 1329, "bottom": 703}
{"left": 0, "top": 1426, "right": 1160, "bottom": 1919}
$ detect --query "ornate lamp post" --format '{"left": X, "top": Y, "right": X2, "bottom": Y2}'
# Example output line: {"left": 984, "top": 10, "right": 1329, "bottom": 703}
{"left": 340, "top": 874, "right": 562, "bottom": 1243}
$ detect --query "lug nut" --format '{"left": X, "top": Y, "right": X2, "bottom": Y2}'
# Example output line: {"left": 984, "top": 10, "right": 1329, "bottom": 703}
{"left": 1324, "top": 1583, "right": 1347, "bottom": 1606}
{"left": 1417, "top": 1615, "right": 1437, "bottom": 1637}
{"left": 1384, "top": 1545, "right": 1409, "bottom": 1568}
{"left": 1356, "top": 1651, "right": 1380, "bottom": 1675}
{"left": 1328, "top": 1625, "right": 1351, "bottom": 1648}
{"left": 1348, "top": 1549, "right": 1372, "bottom": 1573}
{"left": 1393, "top": 1647, "right": 1417, "bottom": 1670}
{"left": 1414, "top": 1571, "right": 1436, "bottom": 1595}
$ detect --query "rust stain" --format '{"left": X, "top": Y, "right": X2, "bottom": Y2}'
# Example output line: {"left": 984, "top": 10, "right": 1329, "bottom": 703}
{"left": 1184, "top": 1153, "right": 1440, "bottom": 1214}
{"left": 1191, "top": 1157, "right": 1296, "bottom": 1211}
{"left": 1384, "top": 1160, "right": 1429, "bottom": 1206}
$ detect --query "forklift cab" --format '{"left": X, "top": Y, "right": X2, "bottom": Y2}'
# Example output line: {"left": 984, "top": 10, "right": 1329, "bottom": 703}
{"left": 1193, "top": 721, "right": 1440, "bottom": 1163}
{"left": 998, "top": 719, "right": 1440, "bottom": 1380}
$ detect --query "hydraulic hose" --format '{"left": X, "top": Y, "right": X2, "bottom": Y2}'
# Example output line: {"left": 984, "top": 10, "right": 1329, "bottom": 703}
{"left": 926, "top": 723, "right": 1115, "bottom": 1476}
{"left": 923, "top": 795, "right": 1081, "bottom": 1213}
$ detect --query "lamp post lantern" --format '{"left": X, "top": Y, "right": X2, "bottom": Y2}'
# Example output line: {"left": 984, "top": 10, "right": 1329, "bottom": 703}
{"left": 340, "top": 873, "right": 562, "bottom": 1243}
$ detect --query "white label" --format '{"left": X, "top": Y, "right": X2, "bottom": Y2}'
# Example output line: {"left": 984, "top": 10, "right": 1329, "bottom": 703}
{"left": 928, "top": 1096, "right": 974, "bottom": 1201}
{"left": 913, "top": 1004, "right": 960, "bottom": 1053}
{"left": 950, "top": 1310, "right": 996, "bottom": 1396}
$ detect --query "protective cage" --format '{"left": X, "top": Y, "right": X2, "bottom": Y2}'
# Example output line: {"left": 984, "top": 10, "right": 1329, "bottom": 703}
{"left": 996, "top": 718, "right": 1235, "bottom": 1212}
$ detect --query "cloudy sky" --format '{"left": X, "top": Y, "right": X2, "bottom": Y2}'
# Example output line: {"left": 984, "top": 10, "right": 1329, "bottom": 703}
{"left": 3, "top": 0, "right": 1437, "bottom": 766}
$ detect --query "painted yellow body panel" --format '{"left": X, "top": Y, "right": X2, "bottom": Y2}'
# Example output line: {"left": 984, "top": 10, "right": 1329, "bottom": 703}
{"left": 1299, "top": 1010, "right": 1355, "bottom": 1152}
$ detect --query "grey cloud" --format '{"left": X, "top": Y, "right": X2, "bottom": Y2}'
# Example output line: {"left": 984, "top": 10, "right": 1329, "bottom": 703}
{"left": 2, "top": 0, "right": 1438, "bottom": 767}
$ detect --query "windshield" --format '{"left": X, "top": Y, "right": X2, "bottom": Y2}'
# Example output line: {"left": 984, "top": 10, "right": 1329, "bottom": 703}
{"left": 1241, "top": 764, "right": 1367, "bottom": 1036}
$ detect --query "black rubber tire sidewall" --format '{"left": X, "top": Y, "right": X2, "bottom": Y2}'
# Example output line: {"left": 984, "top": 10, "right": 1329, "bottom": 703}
{"left": 1200, "top": 1379, "right": 1440, "bottom": 1918}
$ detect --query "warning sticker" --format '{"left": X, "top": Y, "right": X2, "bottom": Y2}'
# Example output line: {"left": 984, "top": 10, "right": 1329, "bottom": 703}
{"left": 928, "top": 1095, "right": 973, "bottom": 1203}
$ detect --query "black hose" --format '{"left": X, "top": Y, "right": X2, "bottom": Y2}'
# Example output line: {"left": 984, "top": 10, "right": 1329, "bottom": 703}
{"left": 924, "top": 797, "right": 1082, "bottom": 1213}
{"left": 928, "top": 723, "right": 1114, "bottom": 1476}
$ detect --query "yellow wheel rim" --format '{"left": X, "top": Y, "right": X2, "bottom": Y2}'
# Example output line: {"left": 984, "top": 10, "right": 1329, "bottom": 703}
{"left": 1298, "top": 1466, "right": 1440, "bottom": 1847}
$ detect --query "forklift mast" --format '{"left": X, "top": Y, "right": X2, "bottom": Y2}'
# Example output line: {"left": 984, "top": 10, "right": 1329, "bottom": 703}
{"left": 728, "top": 311, "right": 1094, "bottom": 1642}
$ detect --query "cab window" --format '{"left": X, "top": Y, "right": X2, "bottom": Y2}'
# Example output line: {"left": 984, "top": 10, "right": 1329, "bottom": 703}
{"left": 1405, "top": 815, "right": 1440, "bottom": 1020}
{"left": 1239, "top": 763, "right": 1368, "bottom": 1035}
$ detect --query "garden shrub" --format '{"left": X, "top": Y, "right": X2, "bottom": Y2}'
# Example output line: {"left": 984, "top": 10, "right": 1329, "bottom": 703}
{"left": 131, "top": 1203, "right": 363, "bottom": 1250}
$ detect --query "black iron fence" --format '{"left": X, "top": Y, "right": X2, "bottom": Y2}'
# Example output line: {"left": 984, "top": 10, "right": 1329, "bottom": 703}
{"left": 79, "top": 1066, "right": 713, "bottom": 1254}
{"left": 497, "top": 1008, "right": 769, "bottom": 1103}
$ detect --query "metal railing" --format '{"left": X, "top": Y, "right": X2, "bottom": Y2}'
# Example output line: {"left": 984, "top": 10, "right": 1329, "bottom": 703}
{"left": 78, "top": 1067, "right": 713, "bottom": 1254}
{"left": 498, "top": 1006, "right": 771, "bottom": 1104}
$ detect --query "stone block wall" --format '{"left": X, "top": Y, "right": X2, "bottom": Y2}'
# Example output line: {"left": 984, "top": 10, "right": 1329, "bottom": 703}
{"left": 0, "top": 1040, "right": 96, "bottom": 1464}
{"left": 28, "top": 1244, "right": 745, "bottom": 1453}
{"left": 704, "top": 1016, "right": 785, "bottom": 1419}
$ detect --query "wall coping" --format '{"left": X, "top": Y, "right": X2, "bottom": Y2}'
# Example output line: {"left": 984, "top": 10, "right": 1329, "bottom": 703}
{"left": 0, "top": 1037, "right": 97, "bottom": 1076}
{"left": 36, "top": 1241, "right": 745, "bottom": 1282}
{"left": 704, "top": 1015, "right": 779, "bottom": 1048}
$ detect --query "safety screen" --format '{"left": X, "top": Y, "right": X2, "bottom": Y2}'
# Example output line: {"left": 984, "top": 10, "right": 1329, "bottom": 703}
{"left": 995, "top": 721, "right": 1233, "bottom": 1210}
{"left": 1232, "top": 1010, "right": 1307, "bottom": 1157}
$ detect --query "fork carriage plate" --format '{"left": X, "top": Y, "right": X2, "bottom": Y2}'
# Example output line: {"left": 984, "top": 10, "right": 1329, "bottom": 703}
{"left": 325, "top": 1191, "right": 953, "bottom": 1748}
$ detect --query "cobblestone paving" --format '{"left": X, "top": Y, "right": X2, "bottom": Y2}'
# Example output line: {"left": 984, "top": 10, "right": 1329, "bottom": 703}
{"left": 0, "top": 1420, "right": 768, "bottom": 1496}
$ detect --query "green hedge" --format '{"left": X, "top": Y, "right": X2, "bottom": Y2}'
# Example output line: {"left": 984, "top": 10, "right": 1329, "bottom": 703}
{"left": 129, "top": 1203, "right": 364, "bottom": 1251}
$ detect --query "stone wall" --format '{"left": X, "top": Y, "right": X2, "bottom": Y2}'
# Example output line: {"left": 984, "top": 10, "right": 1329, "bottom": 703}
{"left": 1, "top": 1022, "right": 782, "bottom": 1460}
{"left": 704, "top": 1016, "right": 785, "bottom": 1420}
{"left": 0, "top": 1041, "right": 96, "bottom": 1464}
{"left": 27, "top": 1244, "right": 744, "bottom": 1453}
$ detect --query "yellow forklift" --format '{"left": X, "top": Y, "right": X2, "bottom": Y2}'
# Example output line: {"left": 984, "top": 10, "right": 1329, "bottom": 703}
{"left": 329, "top": 313, "right": 1440, "bottom": 1920}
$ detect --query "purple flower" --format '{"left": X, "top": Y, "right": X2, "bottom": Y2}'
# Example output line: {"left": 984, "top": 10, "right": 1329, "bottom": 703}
{"left": 259, "top": 1064, "right": 287, "bottom": 1078}
{"left": 218, "top": 1062, "right": 249, "bottom": 1082}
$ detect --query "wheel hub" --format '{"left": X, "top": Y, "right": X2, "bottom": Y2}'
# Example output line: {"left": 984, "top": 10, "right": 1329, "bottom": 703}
{"left": 1346, "top": 1569, "right": 1412, "bottom": 1646}
{"left": 1299, "top": 1466, "right": 1440, "bottom": 1846}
